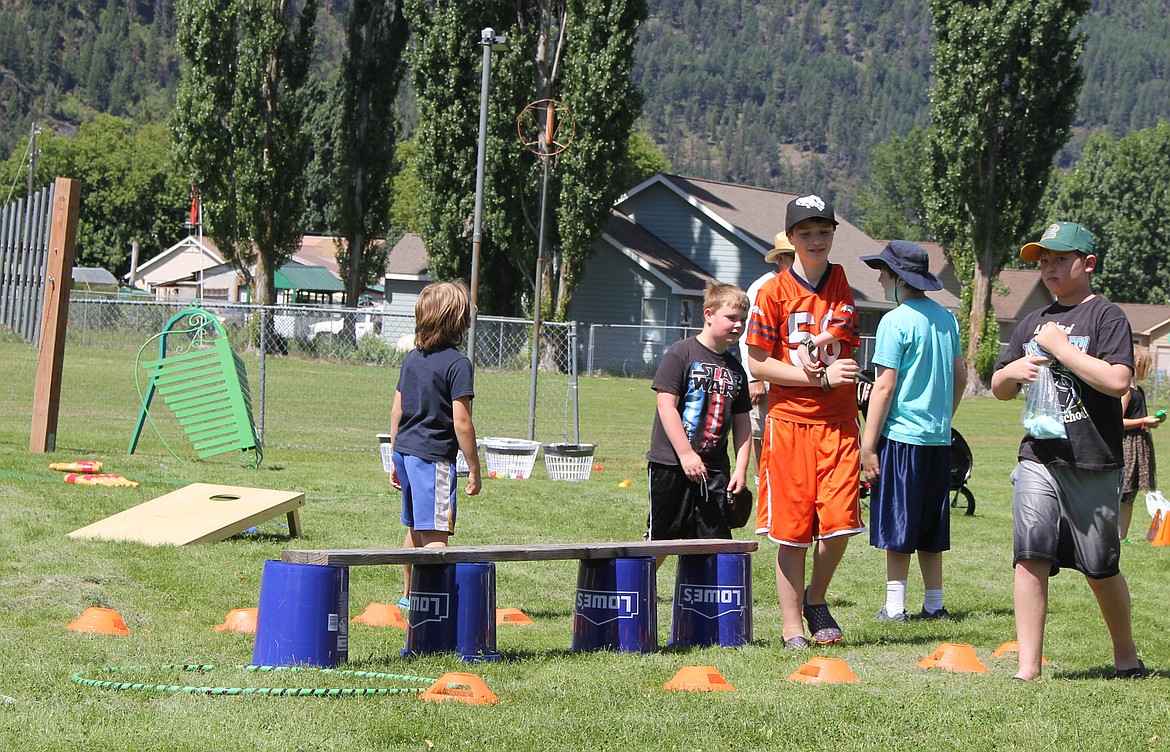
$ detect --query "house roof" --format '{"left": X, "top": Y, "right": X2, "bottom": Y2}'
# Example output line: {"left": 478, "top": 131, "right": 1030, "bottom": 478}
{"left": 72, "top": 267, "right": 119, "bottom": 288}
{"left": 131, "top": 234, "right": 224, "bottom": 281}
{"left": 385, "top": 233, "right": 430, "bottom": 278}
{"left": 641, "top": 175, "right": 890, "bottom": 306}
{"left": 274, "top": 262, "right": 345, "bottom": 292}
{"left": 292, "top": 236, "right": 343, "bottom": 276}
{"left": 1115, "top": 302, "right": 1170, "bottom": 336}
{"left": 604, "top": 210, "right": 719, "bottom": 294}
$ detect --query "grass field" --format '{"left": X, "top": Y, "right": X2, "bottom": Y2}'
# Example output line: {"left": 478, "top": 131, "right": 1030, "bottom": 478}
{"left": 1, "top": 339, "right": 1168, "bottom": 751}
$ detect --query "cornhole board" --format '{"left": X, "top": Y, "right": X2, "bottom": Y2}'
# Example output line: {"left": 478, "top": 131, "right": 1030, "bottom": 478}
{"left": 67, "top": 482, "right": 303, "bottom": 546}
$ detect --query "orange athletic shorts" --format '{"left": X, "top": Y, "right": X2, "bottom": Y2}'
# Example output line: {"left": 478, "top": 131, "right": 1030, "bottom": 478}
{"left": 756, "top": 416, "right": 865, "bottom": 546}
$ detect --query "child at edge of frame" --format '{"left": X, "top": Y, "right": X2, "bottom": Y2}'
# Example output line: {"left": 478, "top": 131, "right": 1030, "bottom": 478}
{"left": 644, "top": 283, "right": 753, "bottom": 571}
{"left": 387, "top": 280, "right": 482, "bottom": 611}
{"left": 990, "top": 221, "right": 1146, "bottom": 681}
{"left": 1120, "top": 344, "right": 1165, "bottom": 541}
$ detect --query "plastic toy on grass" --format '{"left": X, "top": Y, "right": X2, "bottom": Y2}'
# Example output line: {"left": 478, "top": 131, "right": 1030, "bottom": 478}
{"left": 787, "top": 657, "right": 858, "bottom": 684}
{"left": 64, "top": 473, "right": 139, "bottom": 488}
{"left": 50, "top": 460, "right": 102, "bottom": 472}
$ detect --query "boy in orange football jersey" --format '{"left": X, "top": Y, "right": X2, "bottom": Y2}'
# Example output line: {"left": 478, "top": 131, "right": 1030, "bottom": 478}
{"left": 746, "top": 194, "right": 863, "bottom": 649}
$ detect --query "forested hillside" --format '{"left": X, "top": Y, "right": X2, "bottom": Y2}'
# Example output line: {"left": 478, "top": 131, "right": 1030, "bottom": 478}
{"left": 1, "top": 0, "right": 1167, "bottom": 216}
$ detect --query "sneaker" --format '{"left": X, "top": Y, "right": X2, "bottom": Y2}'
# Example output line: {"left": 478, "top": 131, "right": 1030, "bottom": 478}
{"left": 1115, "top": 660, "right": 1148, "bottom": 679}
{"left": 802, "top": 588, "right": 844, "bottom": 645}
{"left": 873, "top": 606, "right": 909, "bottom": 623}
{"left": 916, "top": 607, "right": 950, "bottom": 620}
{"left": 783, "top": 635, "right": 811, "bottom": 651}
{"left": 397, "top": 596, "right": 410, "bottom": 612}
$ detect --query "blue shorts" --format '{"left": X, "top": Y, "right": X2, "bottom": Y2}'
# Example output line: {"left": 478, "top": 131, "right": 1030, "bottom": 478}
{"left": 393, "top": 451, "right": 457, "bottom": 533}
{"left": 868, "top": 438, "right": 951, "bottom": 554}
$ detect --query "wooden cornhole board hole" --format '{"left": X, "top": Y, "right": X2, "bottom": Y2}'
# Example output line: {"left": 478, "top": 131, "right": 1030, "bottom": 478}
{"left": 67, "top": 482, "right": 303, "bottom": 546}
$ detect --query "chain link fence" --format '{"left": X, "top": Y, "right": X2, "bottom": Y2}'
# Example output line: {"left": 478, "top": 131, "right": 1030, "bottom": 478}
{"left": 65, "top": 294, "right": 581, "bottom": 453}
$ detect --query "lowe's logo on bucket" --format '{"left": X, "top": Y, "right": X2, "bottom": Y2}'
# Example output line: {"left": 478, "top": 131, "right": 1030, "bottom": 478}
{"left": 409, "top": 591, "right": 450, "bottom": 626}
{"left": 676, "top": 584, "right": 745, "bottom": 619}
{"left": 575, "top": 588, "right": 640, "bottom": 626}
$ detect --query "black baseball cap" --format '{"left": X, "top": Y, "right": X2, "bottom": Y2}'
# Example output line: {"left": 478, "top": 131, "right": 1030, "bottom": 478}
{"left": 785, "top": 194, "right": 838, "bottom": 233}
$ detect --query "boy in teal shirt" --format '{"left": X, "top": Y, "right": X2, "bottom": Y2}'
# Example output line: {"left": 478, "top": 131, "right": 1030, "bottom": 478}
{"left": 859, "top": 241, "right": 965, "bottom": 621}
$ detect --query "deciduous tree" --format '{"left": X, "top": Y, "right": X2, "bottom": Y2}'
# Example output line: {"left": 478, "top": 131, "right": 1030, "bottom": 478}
{"left": 170, "top": 0, "right": 318, "bottom": 305}
{"left": 925, "top": 0, "right": 1089, "bottom": 390}
{"left": 1040, "top": 122, "right": 1170, "bottom": 305}
{"left": 330, "top": 0, "right": 409, "bottom": 309}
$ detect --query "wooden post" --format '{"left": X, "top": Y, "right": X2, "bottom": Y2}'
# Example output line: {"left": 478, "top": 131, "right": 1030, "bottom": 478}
{"left": 29, "top": 177, "right": 82, "bottom": 452}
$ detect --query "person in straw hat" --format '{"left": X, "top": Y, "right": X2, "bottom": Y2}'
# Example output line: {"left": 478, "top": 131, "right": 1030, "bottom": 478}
{"left": 740, "top": 232, "right": 797, "bottom": 475}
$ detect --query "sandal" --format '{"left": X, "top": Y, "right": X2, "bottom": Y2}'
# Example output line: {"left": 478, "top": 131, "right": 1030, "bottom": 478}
{"left": 1114, "top": 660, "right": 1148, "bottom": 679}
{"left": 803, "top": 588, "right": 843, "bottom": 645}
{"left": 783, "top": 635, "right": 811, "bottom": 651}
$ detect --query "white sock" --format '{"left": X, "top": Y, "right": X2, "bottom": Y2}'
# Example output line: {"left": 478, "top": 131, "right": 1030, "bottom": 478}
{"left": 885, "top": 580, "right": 907, "bottom": 615}
{"left": 924, "top": 588, "right": 944, "bottom": 613}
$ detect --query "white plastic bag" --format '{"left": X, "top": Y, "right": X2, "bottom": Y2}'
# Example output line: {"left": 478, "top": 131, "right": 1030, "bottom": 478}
{"left": 1145, "top": 490, "right": 1170, "bottom": 519}
{"left": 1022, "top": 365, "right": 1067, "bottom": 439}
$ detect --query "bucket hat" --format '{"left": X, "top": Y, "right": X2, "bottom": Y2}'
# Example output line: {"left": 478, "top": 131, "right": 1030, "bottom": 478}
{"left": 860, "top": 240, "right": 943, "bottom": 292}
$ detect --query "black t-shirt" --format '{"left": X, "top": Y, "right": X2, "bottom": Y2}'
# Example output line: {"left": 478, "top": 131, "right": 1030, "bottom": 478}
{"left": 996, "top": 295, "right": 1133, "bottom": 470}
{"left": 647, "top": 336, "right": 751, "bottom": 467}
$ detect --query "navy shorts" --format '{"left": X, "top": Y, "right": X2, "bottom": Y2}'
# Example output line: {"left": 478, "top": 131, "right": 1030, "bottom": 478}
{"left": 1011, "top": 460, "right": 1120, "bottom": 578}
{"left": 646, "top": 461, "right": 732, "bottom": 540}
{"left": 868, "top": 438, "right": 951, "bottom": 554}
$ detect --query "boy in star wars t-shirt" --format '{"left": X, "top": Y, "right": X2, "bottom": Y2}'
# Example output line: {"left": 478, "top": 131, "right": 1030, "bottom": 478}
{"left": 646, "top": 284, "right": 752, "bottom": 560}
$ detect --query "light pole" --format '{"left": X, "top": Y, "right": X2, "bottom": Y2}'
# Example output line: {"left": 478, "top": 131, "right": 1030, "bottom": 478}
{"left": 468, "top": 27, "right": 507, "bottom": 367}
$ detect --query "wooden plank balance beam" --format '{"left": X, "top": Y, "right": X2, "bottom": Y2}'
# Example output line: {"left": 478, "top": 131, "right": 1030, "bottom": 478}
{"left": 259, "top": 539, "right": 759, "bottom": 667}
{"left": 281, "top": 539, "right": 757, "bottom": 565}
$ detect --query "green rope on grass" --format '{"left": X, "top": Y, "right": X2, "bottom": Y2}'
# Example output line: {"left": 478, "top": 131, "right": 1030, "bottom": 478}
{"left": 71, "top": 663, "right": 438, "bottom": 697}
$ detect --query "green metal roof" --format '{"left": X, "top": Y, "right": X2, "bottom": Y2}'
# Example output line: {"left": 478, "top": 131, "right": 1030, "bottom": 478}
{"left": 274, "top": 263, "right": 345, "bottom": 292}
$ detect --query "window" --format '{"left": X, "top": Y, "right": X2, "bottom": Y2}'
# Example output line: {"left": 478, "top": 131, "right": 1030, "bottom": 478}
{"left": 641, "top": 297, "right": 666, "bottom": 343}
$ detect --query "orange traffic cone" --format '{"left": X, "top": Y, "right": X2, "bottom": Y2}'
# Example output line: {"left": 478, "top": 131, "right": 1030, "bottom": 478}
{"left": 662, "top": 666, "right": 735, "bottom": 692}
{"left": 351, "top": 602, "right": 407, "bottom": 628}
{"left": 67, "top": 607, "right": 130, "bottom": 635}
{"left": 496, "top": 607, "right": 534, "bottom": 626}
{"left": 214, "top": 607, "right": 258, "bottom": 633}
{"left": 1153, "top": 510, "right": 1170, "bottom": 547}
{"left": 918, "top": 643, "right": 987, "bottom": 673}
{"left": 419, "top": 672, "right": 498, "bottom": 705}
{"left": 787, "top": 657, "right": 858, "bottom": 684}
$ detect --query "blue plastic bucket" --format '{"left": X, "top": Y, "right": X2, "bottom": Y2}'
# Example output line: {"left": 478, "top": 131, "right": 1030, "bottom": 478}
{"left": 252, "top": 560, "right": 349, "bottom": 667}
{"left": 403, "top": 563, "right": 457, "bottom": 656}
{"left": 403, "top": 562, "right": 499, "bottom": 661}
{"left": 670, "top": 552, "right": 752, "bottom": 647}
{"left": 571, "top": 557, "right": 657, "bottom": 653}
{"left": 455, "top": 562, "right": 500, "bottom": 662}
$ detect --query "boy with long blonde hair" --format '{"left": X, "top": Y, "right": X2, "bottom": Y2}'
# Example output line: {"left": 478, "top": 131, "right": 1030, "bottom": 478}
{"left": 388, "top": 281, "right": 482, "bottom": 609}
